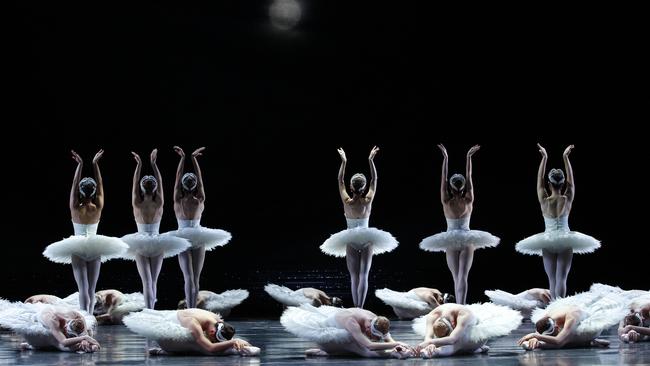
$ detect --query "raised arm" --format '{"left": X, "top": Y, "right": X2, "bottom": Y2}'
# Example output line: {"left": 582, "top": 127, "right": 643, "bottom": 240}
{"left": 438, "top": 144, "right": 451, "bottom": 203}
{"left": 536, "top": 144, "right": 548, "bottom": 203}
{"left": 563, "top": 145, "right": 575, "bottom": 201}
{"left": 344, "top": 319, "right": 402, "bottom": 351}
{"left": 365, "top": 146, "right": 379, "bottom": 200}
{"left": 337, "top": 148, "right": 351, "bottom": 202}
{"left": 131, "top": 152, "right": 142, "bottom": 205}
{"left": 465, "top": 145, "right": 480, "bottom": 201}
{"left": 191, "top": 147, "right": 206, "bottom": 201}
{"left": 92, "top": 149, "right": 104, "bottom": 209}
{"left": 69, "top": 150, "right": 83, "bottom": 210}
{"left": 173, "top": 146, "right": 185, "bottom": 202}
{"left": 150, "top": 148, "right": 163, "bottom": 203}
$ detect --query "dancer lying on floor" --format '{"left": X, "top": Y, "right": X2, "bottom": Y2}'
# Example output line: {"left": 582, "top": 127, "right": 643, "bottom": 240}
{"left": 264, "top": 284, "right": 342, "bottom": 308}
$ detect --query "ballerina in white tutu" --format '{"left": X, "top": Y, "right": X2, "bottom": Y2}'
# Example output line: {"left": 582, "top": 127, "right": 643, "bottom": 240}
{"left": 281, "top": 304, "right": 414, "bottom": 358}
{"left": 375, "top": 287, "right": 454, "bottom": 320}
{"left": 122, "top": 149, "right": 190, "bottom": 309}
{"left": 43, "top": 150, "right": 128, "bottom": 314}
{"left": 420, "top": 145, "right": 499, "bottom": 304}
{"left": 413, "top": 302, "right": 522, "bottom": 358}
{"left": 177, "top": 289, "right": 250, "bottom": 317}
{"left": 264, "top": 284, "right": 343, "bottom": 308}
{"left": 91, "top": 289, "right": 145, "bottom": 325}
{"left": 0, "top": 303, "right": 100, "bottom": 353}
{"left": 169, "top": 146, "right": 232, "bottom": 309}
{"left": 320, "top": 146, "right": 398, "bottom": 308}
{"left": 484, "top": 288, "right": 551, "bottom": 318}
{"left": 518, "top": 291, "right": 625, "bottom": 350}
{"left": 24, "top": 294, "right": 65, "bottom": 305}
{"left": 618, "top": 297, "right": 650, "bottom": 343}
{"left": 515, "top": 144, "right": 600, "bottom": 299}
{"left": 123, "top": 308, "right": 259, "bottom": 356}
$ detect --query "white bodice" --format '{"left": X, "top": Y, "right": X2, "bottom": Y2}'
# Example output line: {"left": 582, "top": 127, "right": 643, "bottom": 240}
{"left": 445, "top": 216, "right": 470, "bottom": 231}
{"left": 177, "top": 218, "right": 201, "bottom": 229}
{"left": 346, "top": 217, "right": 369, "bottom": 229}
{"left": 543, "top": 215, "right": 570, "bottom": 232}
{"left": 72, "top": 221, "right": 99, "bottom": 236}
{"left": 137, "top": 222, "right": 161, "bottom": 235}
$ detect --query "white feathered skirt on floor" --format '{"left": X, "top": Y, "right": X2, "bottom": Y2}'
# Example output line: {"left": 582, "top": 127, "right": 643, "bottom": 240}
{"left": 43, "top": 222, "right": 128, "bottom": 264}
{"left": 420, "top": 217, "right": 499, "bottom": 252}
{"left": 375, "top": 288, "right": 433, "bottom": 319}
{"left": 516, "top": 215, "right": 600, "bottom": 256}
{"left": 484, "top": 289, "right": 546, "bottom": 319}
{"left": 201, "top": 290, "right": 249, "bottom": 317}
{"left": 413, "top": 303, "right": 522, "bottom": 350}
{"left": 265, "top": 284, "right": 312, "bottom": 307}
{"left": 0, "top": 303, "right": 96, "bottom": 351}
{"left": 320, "top": 218, "right": 398, "bottom": 257}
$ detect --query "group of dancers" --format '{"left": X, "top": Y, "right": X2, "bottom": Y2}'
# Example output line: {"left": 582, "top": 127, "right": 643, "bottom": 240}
{"left": 0, "top": 144, "right": 647, "bottom": 359}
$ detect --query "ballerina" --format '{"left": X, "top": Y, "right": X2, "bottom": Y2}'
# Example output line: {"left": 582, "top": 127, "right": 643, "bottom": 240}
{"left": 320, "top": 146, "right": 398, "bottom": 308}
{"left": 515, "top": 144, "right": 600, "bottom": 299}
{"left": 121, "top": 149, "right": 190, "bottom": 309}
{"left": 618, "top": 296, "right": 650, "bottom": 343}
{"left": 169, "top": 146, "right": 232, "bottom": 309}
{"left": 0, "top": 303, "right": 99, "bottom": 353}
{"left": 123, "top": 308, "right": 260, "bottom": 356}
{"left": 484, "top": 288, "right": 551, "bottom": 318}
{"left": 281, "top": 304, "right": 414, "bottom": 358}
{"left": 264, "top": 284, "right": 343, "bottom": 308}
{"left": 419, "top": 145, "right": 499, "bottom": 304}
{"left": 177, "top": 289, "right": 250, "bottom": 317}
{"left": 43, "top": 150, "right": 128, "bottom": 313}
{"left": 375, "top": 287, "right": 454, "bottom": 320}
{"left": 413, "top": 302, "right": 521, "bottom": 358}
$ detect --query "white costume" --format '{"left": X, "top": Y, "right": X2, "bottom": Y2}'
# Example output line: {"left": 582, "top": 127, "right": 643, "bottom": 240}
{"left": 43, "top": 222, "right": 128, "bottom": 263}
{"left": 123, "top": 309, "right": 259, "bottom": 356}
{"left": 484, "top": 289, "right": 546, "bottom": 317}
{"left": 516, "top": 215, "right": 600, "bottom": 256}
{"left": 62, "top": 292, "right": 145, "bottom": 324}
{"left": 413, "top": 303, "right": 522, "bottom": 357}
{"left": 121, "top": 222, "right": 190, "bottom": 259}
{"left": 375, "top": 289, "right": 433, "bottom": 319}
{"left": 420, "top": 217, "right": 499, "bottom": 252}
{"left": 199, "top": 290, "right": 249, "bottom": 317}
{"left": 264, "top": 284, "right": 314, "bottom": 307}
{"left": 168, "top": 218, "right": 231, "bottom": 251}
{"left": 320, "top": 218, "right": 398, "bottom": 257}
{"left": 0, "top": 303, "right": 96, "bottom": 351}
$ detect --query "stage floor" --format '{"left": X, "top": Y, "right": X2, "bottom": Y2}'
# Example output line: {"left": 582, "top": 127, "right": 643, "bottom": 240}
{"left": 1, "top": 320, "right": 649, "bottom": 365}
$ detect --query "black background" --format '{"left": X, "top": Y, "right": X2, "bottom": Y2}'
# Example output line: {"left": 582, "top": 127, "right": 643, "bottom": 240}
{"left": 4, "top": 2, "right": 646, "bottom": 317}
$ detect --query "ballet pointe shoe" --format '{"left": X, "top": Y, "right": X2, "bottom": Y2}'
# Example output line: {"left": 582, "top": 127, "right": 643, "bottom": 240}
{"left": 305, "top": 348, "right": 329, "bottom": 357}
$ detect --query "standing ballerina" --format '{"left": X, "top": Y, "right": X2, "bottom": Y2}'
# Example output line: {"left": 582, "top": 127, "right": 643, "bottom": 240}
{"left": 515, "top": 144, "right": 600, "bottom": 299}
{"left": 419, "top": 145, "right": 499, "bottom": 305}
{"left": 320, "top": 146, "right": 398, "bottom": 308}
{"left": 170, "top": 146, "right": 232, "bottom": 309}
{"left": 43, "top": 150, "right": 128, "bottom": 313}
{"left": 121, "top": 149, "right": 190, "bottom": 309}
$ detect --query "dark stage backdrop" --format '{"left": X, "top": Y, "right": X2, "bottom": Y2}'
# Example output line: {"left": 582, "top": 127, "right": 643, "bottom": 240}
{"left": 4, "top": 2, "right": 645, "bottom": 317}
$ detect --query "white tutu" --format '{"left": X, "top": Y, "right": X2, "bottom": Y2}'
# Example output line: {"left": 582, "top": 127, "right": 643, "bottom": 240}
{"left": 201, "top": 290, "right": 249, "bottom": 316}
{"left": 43, "top": 235, "right": 128, "bottom": 264}
{"left": 419, "top": 217, "right": 499, "bottom": 252}
{"left": 320, "top": 218, "right": 398, "bottom": 257}
{"left": 264, "top": 284, "right": 312, "bottom": 307}
{"left": 124, "top": 309, "right": 192, "bottom": 342}
{"left": 280, "top": 304, "right": 350, "bottom": 344}
{"left": 413, "top": 303, "right": 522, "bottom": 343}
{"left": 375, "top": 289, "right": 432, "bottom": 319}
{"left": 62, "top": 291, "right": 144, "bottom": 322}
{"left": 121, "top": 233, "right": 190, "bottom": 259}
{"left": 515, "top": 215, "right": 600, "bottom": 256}
{"left": 0, "top": 303, "right": 96, "bottom": 350}
{"left": 484, "top": 290, "right": 541, "bottom": 311}
{"left": 168, "top": 219, "right": 231, "bottom": 251}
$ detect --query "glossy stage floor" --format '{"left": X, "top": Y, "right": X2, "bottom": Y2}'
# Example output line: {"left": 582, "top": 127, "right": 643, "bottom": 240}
{"left": 1, "top": 319, "right": 648, "bottom": 365}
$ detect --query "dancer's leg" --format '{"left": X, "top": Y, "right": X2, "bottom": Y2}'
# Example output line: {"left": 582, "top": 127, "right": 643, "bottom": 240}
{"left": 357, "top": 247, "right": 373, "bottom": 308}
{"left": 445, "top": 250, "right": 460, "bottom": 302}
{"left": 555, "top": 249, "right": 573, "bottom": 299}
{"left": 71, "top": 256, "right": 89, "bottom": 312}
{"left": 136, "top": 255, "right": 154, "bottom": 309}
{"left": 457, "top": 246, "right": 475, "bottom": 305}
{"left": 190, "top": 247, "right": 206, "bottom": 305}
{"left": 86, "top": 258, "right": 101, "bottom": 313}
{"left": 178, "top": 251, "right": 196, "bottom": 308}
{"left": 542, "top": 250, "right": 558, "bottom": 299}
{"left": 149, "top": 254, "right": 164, "bottom": 308}
{"left": 346, "top": 246, "right": 361, "bottom": 307}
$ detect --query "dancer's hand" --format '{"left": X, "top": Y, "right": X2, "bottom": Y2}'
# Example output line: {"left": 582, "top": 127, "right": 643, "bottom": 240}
{"left": 232, "top": 339, "right": 249, "bottom": 351}
{"left": 537, "top": 143, "right": 547, "bottom": 158}
{"left": 517, "top": 333, "right": 537, "bottom": 345}
{"left": 84, "top": 335, "right": 100, "bottom": 348}
{"left": 337, "top": 147, "right": 346, "bottom": 162}
{"left": 173, "top": 146, "right": 185, "bottom": 157}
{"left": 627, "top": 330, "right": 641, "bottom": 342}
{"left": 527, "top": 338, "right": 540, "bottom": 349}
{"left": 192, "top": 147, "right": 206, "bottom": 157}
{"left": 71, "top": 150, "right": 83, "bottom": 165}
{"left": 369, "top": 145, "right": 379, "bottom": 160}
{"left": 563, "top": 144, "right": 574, "bottom": 157}
{"left": 150, "top": 148, "right": 158, "bottom": 164}
{"left": 467, "top": 144, "right": 480, "bottom": 157}
{"left": 131, "top": 152, "right": 142, "bottom": 165}
{"left": 417, "top": 340, "right": 432, "bottom": 349}
{"left": 437, "top": 144, "right": 448, "bottom": 158}
{"left": 92, "top": 149, "right": 104, "bottom": 164}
